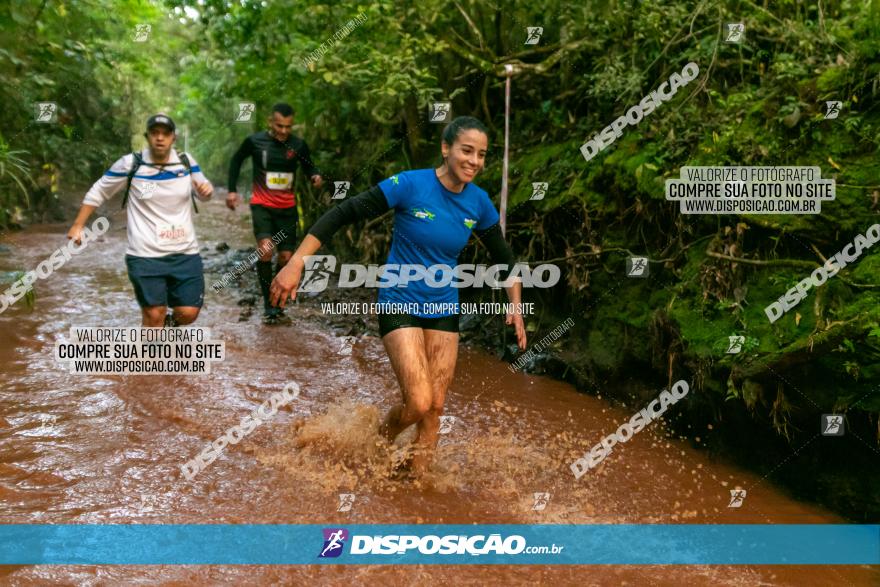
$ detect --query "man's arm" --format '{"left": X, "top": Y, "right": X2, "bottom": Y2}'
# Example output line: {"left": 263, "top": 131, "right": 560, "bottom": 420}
{"left": 226, "top": 136, "right": 253, "bottom": 209}
{"left": 67, "top": 204, "right": 99, "bottom": 244}
{"left": 67, "top": 155, "right": 129, "bottom": 243}
{"left": 297, "top": 139, "right": 322, "bottom": 187}
{"left": 186, "top": 153, "right": 214, "bottom": 201}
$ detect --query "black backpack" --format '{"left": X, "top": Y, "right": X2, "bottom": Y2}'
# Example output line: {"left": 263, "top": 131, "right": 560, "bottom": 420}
{"left": 121, "top": 152, "right": 199, "bottom": 213}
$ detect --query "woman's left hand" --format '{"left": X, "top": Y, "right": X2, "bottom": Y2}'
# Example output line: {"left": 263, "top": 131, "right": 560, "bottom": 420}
{"left": 506, "top": 311, "right": 527, "bottom": 350}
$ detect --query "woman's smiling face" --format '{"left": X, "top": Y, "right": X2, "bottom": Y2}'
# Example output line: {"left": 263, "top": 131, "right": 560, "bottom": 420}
{"left": 442, "top": 128, "right": 488, "bottom": 184}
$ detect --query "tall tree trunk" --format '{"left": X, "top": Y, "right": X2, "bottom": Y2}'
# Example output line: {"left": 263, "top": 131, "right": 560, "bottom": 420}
{"left": 404, "top": 94, "right": 425, "bottom": 162}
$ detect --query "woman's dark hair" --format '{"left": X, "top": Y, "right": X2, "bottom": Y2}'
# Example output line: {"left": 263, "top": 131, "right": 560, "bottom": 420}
{"left": 272, "top": 102, "right": 294, "bottom": 117}
{"left": 441, "top": 116, "right": 489, "bottom": 145}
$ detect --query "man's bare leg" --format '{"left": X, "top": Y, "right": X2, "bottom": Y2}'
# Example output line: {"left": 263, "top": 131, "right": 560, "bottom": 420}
{"left": 171, "top": 306, "right": 200, "bottom": 325}
{"left": 141, "top": 305, "right": 167, "bottom": 327}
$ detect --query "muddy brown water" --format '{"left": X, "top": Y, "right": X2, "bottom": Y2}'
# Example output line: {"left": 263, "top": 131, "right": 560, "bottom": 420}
{"left": 0, "top": 197, "right": 877, "bottom": 585}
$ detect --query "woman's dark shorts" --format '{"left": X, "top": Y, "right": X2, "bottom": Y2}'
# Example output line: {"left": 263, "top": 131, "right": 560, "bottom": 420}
{"left": 125, "top": 253, "right": 204, "bottom": 308}
{"left": 378, "top": 312, "right": 460, "bottom": 337}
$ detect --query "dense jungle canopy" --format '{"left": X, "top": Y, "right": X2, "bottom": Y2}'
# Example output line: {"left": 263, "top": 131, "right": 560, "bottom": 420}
{"left": 1, "top": 0, "right": 879, "bottom": 518}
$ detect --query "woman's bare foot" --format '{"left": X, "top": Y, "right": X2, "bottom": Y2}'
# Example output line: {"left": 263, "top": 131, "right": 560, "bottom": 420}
{"left": 389, "top": 446, "right": 415, "bottom": 478}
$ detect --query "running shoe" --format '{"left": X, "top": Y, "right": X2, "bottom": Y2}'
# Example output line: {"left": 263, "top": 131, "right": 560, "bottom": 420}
{"left": 262, "top": 306, "right": 290, "bottom": 325}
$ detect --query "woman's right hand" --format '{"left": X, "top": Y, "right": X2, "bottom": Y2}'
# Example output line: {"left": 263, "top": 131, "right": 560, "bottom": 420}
{"left": 270, "top": 257, "right": 304, "bottom": 308}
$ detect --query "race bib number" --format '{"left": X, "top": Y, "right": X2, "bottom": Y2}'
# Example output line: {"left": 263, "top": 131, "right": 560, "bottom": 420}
{"left": 157, "top": 223, "right": 188, "bottom": 245}
{"left": 266, "top": 172, "right": 293, "bottom": 190}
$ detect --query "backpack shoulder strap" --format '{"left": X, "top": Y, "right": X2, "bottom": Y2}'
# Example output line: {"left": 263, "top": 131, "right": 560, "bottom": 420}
{"left": 178, "top": 152, "right": 199, "bottom": 214}
{"left": 178, "top": 152, "right": 192, "bottom": 172}
{"left": 121, "top": 152, "right": 143, "bottom": 209}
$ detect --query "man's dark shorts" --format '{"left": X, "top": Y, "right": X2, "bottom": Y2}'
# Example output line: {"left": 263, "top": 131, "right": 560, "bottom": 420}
{"left": 250, "top": 204, "right": 298, "bottom": 252}
{"left": 125, "top": 253, "right": 205, "bottom": 308}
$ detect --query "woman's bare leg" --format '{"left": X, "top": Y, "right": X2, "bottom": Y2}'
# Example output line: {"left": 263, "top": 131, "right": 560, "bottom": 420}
{"left": 380, "top": 327, "right": 433, "bottom": 442}
{"left": 410, "top": 328, "right": 458, "bottom": 474}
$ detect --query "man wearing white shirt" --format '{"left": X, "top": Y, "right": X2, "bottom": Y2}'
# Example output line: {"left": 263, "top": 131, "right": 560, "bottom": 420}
{"left": 67, "top": 114, "right": 214, "bottom": 326}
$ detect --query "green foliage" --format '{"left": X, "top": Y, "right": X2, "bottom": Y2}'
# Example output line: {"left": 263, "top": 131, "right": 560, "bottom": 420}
{"left": 7, "top": 271, "right": 34, "bottom": 310}
{"left": 0, "top": 0, "right": 175, "bottom": 228}
{"left": 0, "top": 137, "right": 35, "bottom": 225}
{"left": 1, "top": 0, "right": 879, "bottom": 441}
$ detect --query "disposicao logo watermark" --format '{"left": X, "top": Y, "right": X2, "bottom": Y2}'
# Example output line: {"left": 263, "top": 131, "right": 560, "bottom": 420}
{"left": 212, "top": 229, "right": 287, "bottom": 293}
{"left": 133, "top": 24, "right": 151, "bottom": 42}
{"left": 139, "top": 494, "right": 159, "bottom": 514}
{"left": 626, "top": 256, "right": 648, "bottom": 277}
{"left": 580, "top": 62, "right": 699, "bottom": 162}
{"left": 181, "top": 382, "right": 299, "bottom": 480}
{"left": 532, "top": 493, "right": 550, "bottom": 511}
{"left": 297, "top": 255, "right": 561, "bottom": 293}
{"left": 1, "top": 216, "right": 109, "bottom": 315}
{"left": 529, "top": 182, "right": 548, "bottom": 201}
{"left": 525, "top": 27, "right": 543, "bottom": 45}
{"left": 765, "top": 224, "right": 880, "bottom": 323}
{"left": 37, "top": 414, "right": 57, "bottom": 434}
{"left": 301, "top": 12, "right": 367, "bottom": 69}
{"left": 332, "top": 181, "right": 350, "bottom": 199}
{"left": 337, "top": 493, "right": 356, "bottom": 512}
{"left": 430, "top": 102, "right": 451, "bottom": 123}
{"left": 726, "top": 335, "right": 745, "bottom": 354}
{"left": 337, "top": 336, "right": 355, "bottom": 356}
{"left": 822, "top": 414, "right": 844, "bottom": 436}
{"left": 319, "top": 528, "right": 349, "bottom": 558}
{"left": 236, "top": 102, "right": 255, "bottom": 122}
{"left": 35, "top": 102, "right": 57, "bottom": 123}
{"left": 570, "top": 380, "right": 690, "bottom": 478}
{"left": 438, "top": 415, "right": 457, "bottom": 434}
{"left": 824, "top": 101, "right": 842, "bottom": 120}
{"left": 299, "top": 255, "right": 337, "bottom": 293}
{"left": 725, "top": 23, "right": 745, "bottom": 43}
{"left": 728, "top": 489, "right": 747, "bottom": 508}
{"left": 341, "top": 532, "right": 563, "bottom": 557}
{"left": 140, "top": 181, "right": 158, "bottom": 200}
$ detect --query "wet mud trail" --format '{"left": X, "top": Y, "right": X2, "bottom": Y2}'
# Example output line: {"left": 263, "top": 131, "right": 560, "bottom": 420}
{"left": 0, "top": 197, "right": 876, "bottom": 585}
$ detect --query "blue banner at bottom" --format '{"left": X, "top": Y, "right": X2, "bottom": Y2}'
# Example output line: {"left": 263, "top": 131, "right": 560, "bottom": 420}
{"left": 0, "top": 524, "right": 877, "bottom": 565}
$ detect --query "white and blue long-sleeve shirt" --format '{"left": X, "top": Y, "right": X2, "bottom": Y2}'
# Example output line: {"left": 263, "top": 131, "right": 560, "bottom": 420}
{"left": 83, "top": 148, "right": 211, "bottom": 257}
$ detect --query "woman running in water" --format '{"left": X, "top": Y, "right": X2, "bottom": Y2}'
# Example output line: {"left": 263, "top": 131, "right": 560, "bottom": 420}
{"left": 269, "top": 116, "right": 527, "bottom": 474}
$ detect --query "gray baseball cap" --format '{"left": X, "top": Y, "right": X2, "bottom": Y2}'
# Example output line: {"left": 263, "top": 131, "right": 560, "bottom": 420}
{"left": 146, "top": 114, "right": 176, "bottom": 132}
